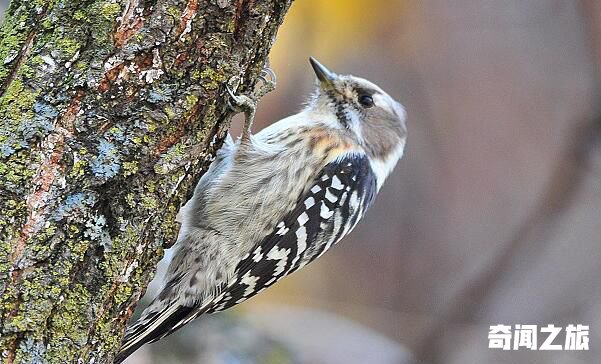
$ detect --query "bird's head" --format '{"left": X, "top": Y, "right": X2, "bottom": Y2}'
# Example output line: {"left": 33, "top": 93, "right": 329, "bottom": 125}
{"left": 307, "top": 57, "right": 407, "bottom": 183}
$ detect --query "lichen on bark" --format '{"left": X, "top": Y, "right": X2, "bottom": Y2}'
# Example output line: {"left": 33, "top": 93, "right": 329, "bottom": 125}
{"left": 0, "top": 0, "right": 294, "bottom": 363}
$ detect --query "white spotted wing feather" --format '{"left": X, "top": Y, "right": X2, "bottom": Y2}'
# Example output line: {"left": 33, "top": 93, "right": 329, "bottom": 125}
{"left": 115, "top": 152, "right": 377, "bottom": 363}
{"left": 205, "top": 151, "right": 377, "bottom": 313}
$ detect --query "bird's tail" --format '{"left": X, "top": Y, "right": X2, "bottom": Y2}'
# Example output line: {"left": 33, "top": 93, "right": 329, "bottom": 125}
{"left": 114, "top": 303, "right": 195, "bottom": 364}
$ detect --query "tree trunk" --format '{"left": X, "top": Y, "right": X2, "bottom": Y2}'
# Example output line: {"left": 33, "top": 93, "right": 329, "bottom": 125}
{"left": 0, "top": 0, "right": 293, "bottom": 362}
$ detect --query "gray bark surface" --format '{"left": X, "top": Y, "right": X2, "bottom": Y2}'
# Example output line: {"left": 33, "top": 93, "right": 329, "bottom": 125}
{"left": 0, "top": 0, "right": 293, "bottom": 362}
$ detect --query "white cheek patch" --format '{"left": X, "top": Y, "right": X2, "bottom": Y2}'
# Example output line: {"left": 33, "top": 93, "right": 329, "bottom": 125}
{"left": 346, "top": 107, "right": 363, "bottom": 140}
{"left": 373, "top": 93, "right": 394, "bottom": 114}
{"left": 369, "top": 141, "right": 406, "bottom": 190}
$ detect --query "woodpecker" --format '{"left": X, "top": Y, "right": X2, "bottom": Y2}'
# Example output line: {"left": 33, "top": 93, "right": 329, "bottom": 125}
{"left": 115, "top": 57, "right": 407, "bottom": 363}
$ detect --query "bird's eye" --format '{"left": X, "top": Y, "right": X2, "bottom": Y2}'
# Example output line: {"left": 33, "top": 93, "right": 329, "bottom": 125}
{"left": 358, "top": 94, "right": 374, "bottom": 108}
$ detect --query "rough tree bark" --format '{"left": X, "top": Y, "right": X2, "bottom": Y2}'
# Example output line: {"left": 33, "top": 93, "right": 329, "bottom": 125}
{"left": 0, "top": 0, "right": 294, "bottom": 362}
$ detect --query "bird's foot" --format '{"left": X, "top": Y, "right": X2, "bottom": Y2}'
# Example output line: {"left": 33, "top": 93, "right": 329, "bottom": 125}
{"left": 226, "top": 85, "right": 256, "bottom": 115}
{"left": 226, "top": 86, "right": 256, "bottom": 141}
{"left": 226, "top": 65, "right": 276, "bottom": 140}
{"left": 226, "top": 65, "right": 276, "bottom": 109}
{"left": 254, "top": 66, "right": 276, "bottom": 99}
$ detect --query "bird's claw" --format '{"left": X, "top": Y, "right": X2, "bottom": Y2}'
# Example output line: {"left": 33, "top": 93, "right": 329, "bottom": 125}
{"left": 226, "top": 85, "right": 257, "bottom": 140}
{"left": 226, "top": 85, "right": 256, "bottom": 114}
{"left": 258, "top": 67, "right": 277, "bottom": 89}
{"left": 225, "top": 66, "right": 276, "bottom": 140}
{"left": 226, "top": 66, "right": 276, "bottom": 113}
{"left": 254, "top": 67, "right": 276, "bottom": 100}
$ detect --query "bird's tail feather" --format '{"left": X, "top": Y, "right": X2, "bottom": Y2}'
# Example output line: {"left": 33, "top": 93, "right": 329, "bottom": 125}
{"left": 113, "top": 304, "right": 194, "bottom": 364}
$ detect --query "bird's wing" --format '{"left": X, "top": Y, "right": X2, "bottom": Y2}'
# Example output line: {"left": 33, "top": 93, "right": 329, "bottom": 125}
{"left": 206, "top": 151, "right": 377, "bottom": 313}
{"left": 115, "top": 152, "right": 377, "bottom": 363}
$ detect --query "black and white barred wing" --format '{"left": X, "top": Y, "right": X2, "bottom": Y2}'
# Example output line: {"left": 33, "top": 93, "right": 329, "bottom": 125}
{"left": 114, "top": 152, "right": 378, "bottom": 363}
{"left": 115, "top": 152, "right": 377, "bottom": 362}
{"left": 207, "top": 151, "right": 377, "bottom": 313}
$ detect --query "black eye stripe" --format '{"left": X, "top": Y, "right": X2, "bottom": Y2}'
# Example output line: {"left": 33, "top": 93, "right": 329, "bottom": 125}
{"left": 326, "top": 90, "right": 351, "bottom": 128}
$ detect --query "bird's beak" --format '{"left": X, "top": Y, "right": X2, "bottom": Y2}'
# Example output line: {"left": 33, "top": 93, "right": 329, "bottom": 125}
{"left": 309, "top": 57, "right": 337, "bottom": 89}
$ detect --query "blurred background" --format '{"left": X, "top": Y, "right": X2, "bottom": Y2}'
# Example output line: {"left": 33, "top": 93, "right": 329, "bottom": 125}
{"left": 2, "top": 1, "right": 600, "bottom": 363}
